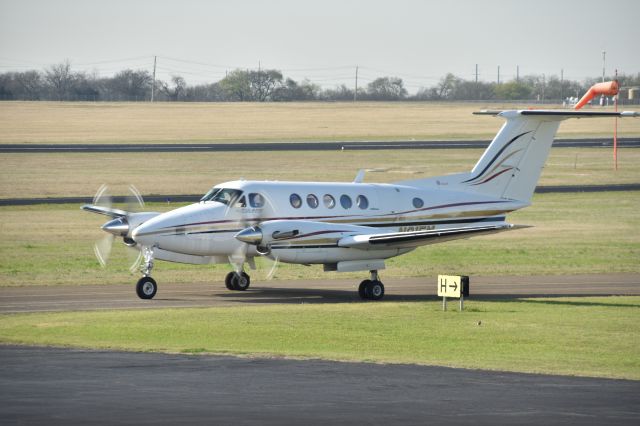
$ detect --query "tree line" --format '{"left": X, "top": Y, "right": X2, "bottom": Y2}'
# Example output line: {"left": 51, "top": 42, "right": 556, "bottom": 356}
{"left": 1, "top": 60, "right": 638, "bottom": 103}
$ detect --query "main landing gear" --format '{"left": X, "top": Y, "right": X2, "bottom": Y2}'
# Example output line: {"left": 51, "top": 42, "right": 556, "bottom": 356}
{"left": 358, "top": 270, "right": 385, "bottom": 301}
{"left": 136, "top": 246, "right": 157, "bottom": 300}
{"left": 225, "top": 271, "right": 251, "bottom": 291}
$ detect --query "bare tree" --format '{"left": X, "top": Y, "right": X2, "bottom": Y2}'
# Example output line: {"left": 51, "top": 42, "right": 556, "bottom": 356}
{"left": 44, "top": 60, "right": 74, "bottom": 100}
{"left": 14, "top": 71, "right": 42, "bottom": 100}
{"left": 158, "top": 75, "right": 186, "bottom": 101}
{"left": 366, "top": 76, "right": 407, "bottom": 100}
{"left": 248, "top": 70, "right": 283, "bottom": 101}
{"left": 110, "top": 69, "right": 152, "bottom": 101}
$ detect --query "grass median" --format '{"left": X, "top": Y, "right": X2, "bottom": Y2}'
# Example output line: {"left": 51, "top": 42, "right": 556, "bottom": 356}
{"left": 2, "top": 148, "right": 640, "bottom": 200}
{"left": 1, "top": 296, "right": 638, "bottom": 379}
{"left": 0, "top": 191, "right": 638, "bottom": 287}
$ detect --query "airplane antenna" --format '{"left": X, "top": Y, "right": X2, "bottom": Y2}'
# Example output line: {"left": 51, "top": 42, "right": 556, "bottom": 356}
{"left": 353, "top": 169, "right": 366, "bottom": 183}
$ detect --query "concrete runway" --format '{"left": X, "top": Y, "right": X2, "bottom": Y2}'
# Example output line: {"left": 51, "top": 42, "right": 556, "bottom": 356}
{"left": 1, "top": 274, "right": 638, "bottom": 314}
{"left": 1, "top": 137, "right": 637, "bottom": 152}
{"left": 1, "top": 345, "right": 639, "bottom": 425}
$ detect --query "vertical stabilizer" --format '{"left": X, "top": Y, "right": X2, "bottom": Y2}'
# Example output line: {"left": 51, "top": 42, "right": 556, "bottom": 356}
{"left": 398, "top": 110, "right": 637, "bottom": 203}
{"left": 463, "top": 111, "right": 559, "bottom": 202}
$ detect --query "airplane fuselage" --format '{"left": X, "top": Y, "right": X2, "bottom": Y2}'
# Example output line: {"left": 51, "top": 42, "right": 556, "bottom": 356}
{"left": 132, "top": 180, "right": 524, "bottom": 265}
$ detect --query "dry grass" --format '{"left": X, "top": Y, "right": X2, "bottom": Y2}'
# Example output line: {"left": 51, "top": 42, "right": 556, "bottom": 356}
{"left": 0, "top": 148, "right": 638, "bottom": 199}
{"left": 1, "top": 101, "right": 638, "bottom": 144}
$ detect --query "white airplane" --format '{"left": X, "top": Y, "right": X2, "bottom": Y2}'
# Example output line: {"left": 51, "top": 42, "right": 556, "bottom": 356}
{"left": 82, "top": 109, "right": 638, "bottom": 300}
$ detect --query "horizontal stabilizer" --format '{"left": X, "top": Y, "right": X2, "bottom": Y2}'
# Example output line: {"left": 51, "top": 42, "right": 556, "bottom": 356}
{"left": 473, "top": 110, "right": 639, "bottom": 118}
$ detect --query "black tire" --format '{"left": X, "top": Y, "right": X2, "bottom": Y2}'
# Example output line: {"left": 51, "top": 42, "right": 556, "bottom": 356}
{"left": 367, "top": 280, "right": 385, "bottom": 301}
{"left": 225, "top": 272, "right": 235, "bottom": 290}
{"left": 136, "top": 277, "right": 157, "bottom": 300}
{"left": 358, "top": 280, "right": 371, "bottom": 300}
{"left": 231, "top": 272, "right": 251, "bottom": 291}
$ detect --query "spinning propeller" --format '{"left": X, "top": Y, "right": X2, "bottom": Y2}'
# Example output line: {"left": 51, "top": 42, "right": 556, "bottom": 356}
{"left": 86, "top": 184, "right": 146, "bottom": 272}
{"left": 228, "top": 191, "right": 284, "bottom": 281}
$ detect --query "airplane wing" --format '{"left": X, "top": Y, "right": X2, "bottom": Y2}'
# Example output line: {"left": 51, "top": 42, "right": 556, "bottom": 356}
{"left": 338, "top": 223, "right": 528, "bottom": 250}
{"left": 81, "top": 204, "right": 129, "bottom": 218}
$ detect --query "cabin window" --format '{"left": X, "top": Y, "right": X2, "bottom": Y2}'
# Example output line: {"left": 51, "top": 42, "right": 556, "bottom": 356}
{"left": 323, "top": 194, "right": 335, "bottom": 209}
{"left": 234, "top": 196, "right": 247, "bottom": 208}
{"left": 290, "top": 193, "right": 302, "bottom": 209}
{"left": 412, "top": 197, "right": 424, "bottom": 208}
{"left": 307, "top": 194, "right": 319, "bottom": 209}
{"left": 340, "top": 194, "right": 352, "bottom": 209}
{"left": 356, "top": 195, "right": 369, "bottom": 210}
{"left": 249, "top": 193, "right": 265, "bottom": 208}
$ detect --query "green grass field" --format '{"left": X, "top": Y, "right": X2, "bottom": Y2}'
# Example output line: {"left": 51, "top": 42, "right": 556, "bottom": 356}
{"left": 1, "top": 101, "right": 638, "bottom": 144}
{"left": 1, "top": 101, "right": 638, "bottom": 378}
{"left": 0, "top": 191, "right": 637, "bottom": 287}
{"left": 1, "top": 297, "right": 638, "bottom": 379}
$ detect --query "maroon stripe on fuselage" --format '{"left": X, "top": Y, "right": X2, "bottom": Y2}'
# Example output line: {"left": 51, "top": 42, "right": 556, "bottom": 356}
{"left": 159, "top": 200, "right": 509, "bottom": 231}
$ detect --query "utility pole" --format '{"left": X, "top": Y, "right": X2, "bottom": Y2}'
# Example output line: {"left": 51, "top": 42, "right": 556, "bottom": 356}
{"left": 560, "top": 68, "right": 564, "bottom": 101}
{"left": 497, "top": 65, "right": 500, "bottom": 84}
{"left": 354, "top": 65, "right": 358, "bottom": 102}
{"left": 542, "top": 73, "right": 546, "bottom": 104}
{"left": 602, "top": 50, "right": 606, "bottom": 82}
{"left": 151, "top": 55, "right": 157, "bottom": 102}
{"left": 258, "top": 60, "right": 261, "bottom": 72}
{"left": 475, "top": 64, "right": 479, "bottom": 100}
{"left": 516, "top": 65, "right": 519, "bottom": 82}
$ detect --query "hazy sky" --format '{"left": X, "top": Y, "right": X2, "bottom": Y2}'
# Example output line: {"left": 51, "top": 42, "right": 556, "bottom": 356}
{"left": 1, "top": 0, "right": 638, "bottom": 92}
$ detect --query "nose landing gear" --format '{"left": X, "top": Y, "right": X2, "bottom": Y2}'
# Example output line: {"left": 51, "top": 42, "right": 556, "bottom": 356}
{"left": 136, "top": 276, "right": 157, "bottom": 299}
{"left": 136, "top": 246, "right": 157, "bottom": 300}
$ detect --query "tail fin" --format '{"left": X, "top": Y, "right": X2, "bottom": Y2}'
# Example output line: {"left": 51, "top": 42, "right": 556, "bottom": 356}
{"left": 400, "top": 110, "right": 638, "bottom": 203}
{"left": 463, "top": 110, "right": 560, "bottom": 201}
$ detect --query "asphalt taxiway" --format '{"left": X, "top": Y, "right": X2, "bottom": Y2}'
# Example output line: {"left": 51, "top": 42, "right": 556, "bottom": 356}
{"left": 1, "top": 274, "right": 638, "bottom": 314}
{"left": 2, "top": 275, "right": 639, "bottom": 424}
{"left": 1, "top": 137, "right": 637, "bottom": 152}
{"left": 1, "top": 345, "right": 639, "bottom": 425}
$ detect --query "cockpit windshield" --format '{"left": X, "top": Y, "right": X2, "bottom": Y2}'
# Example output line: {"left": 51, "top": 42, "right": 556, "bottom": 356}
{"left": 200, "top": 188, "right": 243, "bottom": 205}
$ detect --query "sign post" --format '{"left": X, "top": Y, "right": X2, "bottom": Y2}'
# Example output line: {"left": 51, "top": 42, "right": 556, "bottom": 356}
{"left": 437, "top": 275, "right": 469, "bottom": 311}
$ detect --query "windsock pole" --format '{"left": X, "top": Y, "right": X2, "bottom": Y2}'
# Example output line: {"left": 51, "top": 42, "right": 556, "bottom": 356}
{"left": 574, "top": 79, "right": 620, "bottom": 170}
{"left": 614, "top": 70, "right": 618, "bottom": 170}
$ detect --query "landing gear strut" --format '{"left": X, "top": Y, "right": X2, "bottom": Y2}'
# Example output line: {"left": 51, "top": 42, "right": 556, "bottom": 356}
{"left": 358, "top": 270, "right": 385, "bottom": 301}
{"left": 225, "top": 271, "right": 251, "bottom": 291}
{"left": 136, "top": 246, "right": 157, "bottom": 300}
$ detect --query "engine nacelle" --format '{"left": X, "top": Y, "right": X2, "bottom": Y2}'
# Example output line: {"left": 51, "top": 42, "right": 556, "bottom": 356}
{"left": 235, "top": 220, "right": 371, "bottom": 248}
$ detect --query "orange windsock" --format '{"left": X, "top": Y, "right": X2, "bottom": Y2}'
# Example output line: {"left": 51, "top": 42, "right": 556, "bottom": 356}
{"left": 574, "top": 80, "right": 620, "bottom": 110}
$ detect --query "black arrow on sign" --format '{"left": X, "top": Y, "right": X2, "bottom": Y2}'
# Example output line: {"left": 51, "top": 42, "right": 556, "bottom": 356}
{"left": 449, "top": 282, "right": 458, "bottom": 291}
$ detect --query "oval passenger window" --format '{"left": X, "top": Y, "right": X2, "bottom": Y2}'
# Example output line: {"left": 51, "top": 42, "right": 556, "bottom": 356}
{"left": 356, "top": 195, "right": 369, "bottom": 210}
{"left": 307, "top": 194, "right": 319, "bottom": 209}
{"left": 323, "top": 194, "right": 335, "bottom": 209}
{"left": 340, "top": 195, "right": 352, "bottom": 209}
{"left": 290, "top": 193, "right": 302, "bottom": 209}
